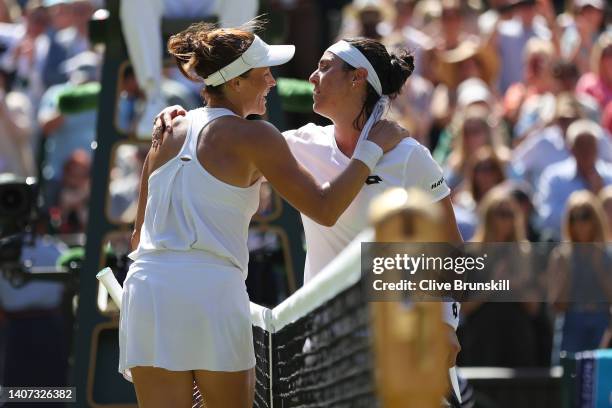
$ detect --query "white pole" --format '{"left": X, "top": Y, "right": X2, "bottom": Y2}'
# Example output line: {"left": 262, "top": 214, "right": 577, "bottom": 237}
{"left": 96, "top": 267, "right": 123, "bottom": 310}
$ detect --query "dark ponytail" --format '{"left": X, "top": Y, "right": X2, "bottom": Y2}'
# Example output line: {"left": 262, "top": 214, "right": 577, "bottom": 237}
{"left": 342, "top": 38, "right": 415, "bottom": 130}
{"left": 388, "top": 50, "right": 415, "bottom": 95}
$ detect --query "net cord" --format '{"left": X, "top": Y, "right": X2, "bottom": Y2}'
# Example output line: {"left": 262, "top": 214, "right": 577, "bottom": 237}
{"left": 269, "top": 228, "right": 372, "bottom": 332}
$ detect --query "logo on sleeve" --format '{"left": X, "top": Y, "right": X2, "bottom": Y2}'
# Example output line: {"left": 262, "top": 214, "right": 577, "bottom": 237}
{"left": 431, "top": 177, "right": 445, "bottom": 190}
{"left": 366, "top": 175, "right": 382, "bottom": 185}
{"left": 452, "top": 302, "right": 458, "bottom": 319}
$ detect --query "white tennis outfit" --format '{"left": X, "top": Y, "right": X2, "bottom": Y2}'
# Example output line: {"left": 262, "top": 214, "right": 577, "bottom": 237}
{"left": 283, "top": 124, "right": 460, "bottom": 329}
{"left": 119, "top": 108, "right": 260, "bottom": 381}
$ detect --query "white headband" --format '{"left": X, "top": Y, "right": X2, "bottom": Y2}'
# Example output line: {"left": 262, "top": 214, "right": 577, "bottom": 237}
{"left": 326, "top": 40, "right": 383, "bottom": 96}
{"left": 326, "top": 40, "right": 389, "bottom": 147}
{"left": 203, "top": 35, "right": 295, "bottom": 87}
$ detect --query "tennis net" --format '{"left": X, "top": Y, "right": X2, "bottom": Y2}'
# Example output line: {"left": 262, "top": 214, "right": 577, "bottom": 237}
{"left": 190, "top": 228, "right": 453, "bottom": 407}
{"left": 250, "top": 230, "right": 379, "bottom": 408}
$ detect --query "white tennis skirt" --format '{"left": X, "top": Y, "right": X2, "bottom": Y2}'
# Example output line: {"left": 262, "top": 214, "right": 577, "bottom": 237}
{"left": 118, "top": 250, "right": 256, "bottom": 382}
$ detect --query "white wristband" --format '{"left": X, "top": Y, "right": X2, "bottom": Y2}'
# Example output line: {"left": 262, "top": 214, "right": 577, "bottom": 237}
{"left": 352, "top": 140, "right": 383, "bottom": 172}
{"left": 443, "top": 301, "right": 460, "bottom": 331}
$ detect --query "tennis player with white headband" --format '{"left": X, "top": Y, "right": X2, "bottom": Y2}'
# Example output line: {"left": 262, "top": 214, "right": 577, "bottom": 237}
{"left": 122, "top": 22, "right": 408, "bottom": 407}
{"left": 156, "top": 35, "right": 464, "bottom": 405}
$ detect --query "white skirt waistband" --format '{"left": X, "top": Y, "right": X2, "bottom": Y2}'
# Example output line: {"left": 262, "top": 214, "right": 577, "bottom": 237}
{"left": 130, "top": 249, "right": 238, "bottom": 269}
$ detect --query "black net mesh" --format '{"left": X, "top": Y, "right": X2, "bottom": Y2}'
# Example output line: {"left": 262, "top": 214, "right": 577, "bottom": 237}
{"left": 254, "top": 325, "right": 272, "bottom": 408}
{"left": 269, "top": 281, "right": 379, "bottom": 408}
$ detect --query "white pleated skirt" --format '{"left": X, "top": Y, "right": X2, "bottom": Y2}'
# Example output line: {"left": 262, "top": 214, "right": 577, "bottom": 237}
{"left": 118, "top": 250, "right": 255, "bottom": 382}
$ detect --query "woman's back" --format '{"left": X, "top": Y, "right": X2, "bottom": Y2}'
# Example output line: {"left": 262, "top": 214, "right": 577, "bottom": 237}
{"left": 130, "top": 107, "right": 262, "bottom": 275}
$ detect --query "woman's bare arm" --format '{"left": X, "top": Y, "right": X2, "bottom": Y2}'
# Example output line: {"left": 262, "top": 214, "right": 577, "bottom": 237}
{"left": 237, "top": 120, "right": 401, "bottom": 226}
{"left": 131, "top": 118, "right": 189, "bottom": 250}
{"left": 439, "top": 196, "right": 463, "bottom": 242}
{"left": 131, "top": 152, "right": 149, "bottom": 250}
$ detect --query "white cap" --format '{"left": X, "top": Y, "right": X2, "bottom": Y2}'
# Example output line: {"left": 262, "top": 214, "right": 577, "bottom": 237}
{"left": 60, "top": 51, "right": 99, "bottom": 74}
{"left": 566, "top": 119, "right": 603, "bottom": 147}
{"left": 457, "top": 77, "right": 492, "bottom": 108}
{"left": 574, "top": 0, "right": 604, "bottom": 10}
{"left": 204, "top": 35, "right": 295, "bottom": 87}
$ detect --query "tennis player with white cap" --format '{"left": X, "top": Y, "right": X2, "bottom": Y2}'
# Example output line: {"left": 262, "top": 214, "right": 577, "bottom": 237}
{"left": 122, "top": 22, "right": 407, "bottom": 407}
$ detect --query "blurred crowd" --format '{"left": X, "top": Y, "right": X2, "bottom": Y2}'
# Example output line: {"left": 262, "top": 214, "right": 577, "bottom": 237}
{"left": 0, "top": 0, "right": 611, "bottom": 389}
{"left": 0, "top": 0, "right": 203, "bottom": 234}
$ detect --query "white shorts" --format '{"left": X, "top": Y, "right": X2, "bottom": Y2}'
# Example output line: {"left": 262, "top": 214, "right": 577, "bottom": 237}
{"left": 118, "top": 250, "right": 255, "bottom": 382}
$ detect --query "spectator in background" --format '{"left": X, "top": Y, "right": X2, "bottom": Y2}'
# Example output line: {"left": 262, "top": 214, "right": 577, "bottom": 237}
{"left": 443, "top": 104, "right": 510, "bottom": 190}
{"left": 38, "top": 50, "right": 98, "bottom": 206}
{"left": 504, "top": 38, "right": 556, "bottom": 140}
{"left": 561, "top": 0, "right": 605, "bottom": 75}
{"left": 383, "top": 1, "right": 436, "bottom": 146}
{"left": 434, "top": 0, "right": 470, "bottom": 52}
{"left": 503, "top": 180, "right": 543, "bottom": 241}
{"left": 0, "top": 0, "right": 21, "bottom": 23}
{"left": 0, "top": 69, "right": 34, "bottom": 177}
{"left": 119, "top": 0, "right": 258, "bottom": 138}
{"left": 431, "top": 38, "right": 499, "bottom": 131}
{"left": 493, "top": 0, "right": 557, "bottom": 94}
{"left": 338, "top": 0, "right": 387, "bottom": 41}
{"left": 433, "top": 77, "right": 506, "bottom": 161}
{"left": 551, "top": 59, "right": 600, "bottom": 121}
{"left": 512, "top": 93, "right": 612, "bottom": 188}
{"left": 547, "top": 190, "right": 612, "bottom": 363}
{"left": 453, "top": 147, "right": 508, "bottom": 239}
{"left": 41, "top": 0, "right": 96, "bottom": 88}
{"left": 56, "top": 0, "right": 94, "bottom": 55}
{"left": 39, "top": 0, "right": 72, "bottom": 91}
{"left": 384, "top": 0, "right": 434, "bottom": 78}
{"left": 454, "top": 146, "right": 507, "bottom": 208}
{"left": 57, "top": 148, "right": 90, "bottom": 233}
{"left": 0, "top": 0, "right": 23, "bottom": 57}
{"left": 459, "top": 186, "right": 539, "bottom": 367}
{"left": 0, "top": 0, "right": 50, "bottom": 110}
{"left": 478, "top": 0, "right": 515, "bottom": 36}
{"left": 576, "top": 31, "right": 612, "bottom": 111}
{"left": 536, "top": 119, "right": 612, "bottom": 239}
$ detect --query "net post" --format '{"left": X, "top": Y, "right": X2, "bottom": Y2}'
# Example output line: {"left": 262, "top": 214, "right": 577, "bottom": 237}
{"left": 369, "top": 188, "right": 451, "bottom": 407}
{"left": 371, "top": 301, "right": 448, "bottom": 407}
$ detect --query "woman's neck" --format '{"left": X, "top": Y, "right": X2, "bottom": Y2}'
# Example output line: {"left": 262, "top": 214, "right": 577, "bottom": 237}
{"left": 331, "top": 110, "right": 364, "bottom": 158}
{"left": 328, "top": 105, "right": 365, "bottom": 157}
{"left": 206, "top": 95, "right": 246, "bottom": 117}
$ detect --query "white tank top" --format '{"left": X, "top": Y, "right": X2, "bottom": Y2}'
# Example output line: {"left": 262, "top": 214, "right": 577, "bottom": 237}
{"left": 129, "top": 108, "right": 262, "bottom": 276}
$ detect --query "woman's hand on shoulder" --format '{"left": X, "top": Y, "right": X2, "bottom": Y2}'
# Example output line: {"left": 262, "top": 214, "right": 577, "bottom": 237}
{"left": 147, "top": 115, "right": 189, "bottom": 173}
{"left": 367, "top": 120, "right": 410, "bottom": 153}
{"left": 151, "top": 105, "right": 187, "bottom": 150}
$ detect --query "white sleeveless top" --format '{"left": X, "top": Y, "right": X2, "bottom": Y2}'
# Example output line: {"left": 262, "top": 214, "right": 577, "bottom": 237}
{"left": 129, "top": 108, "right": 262, "bottom": 277}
